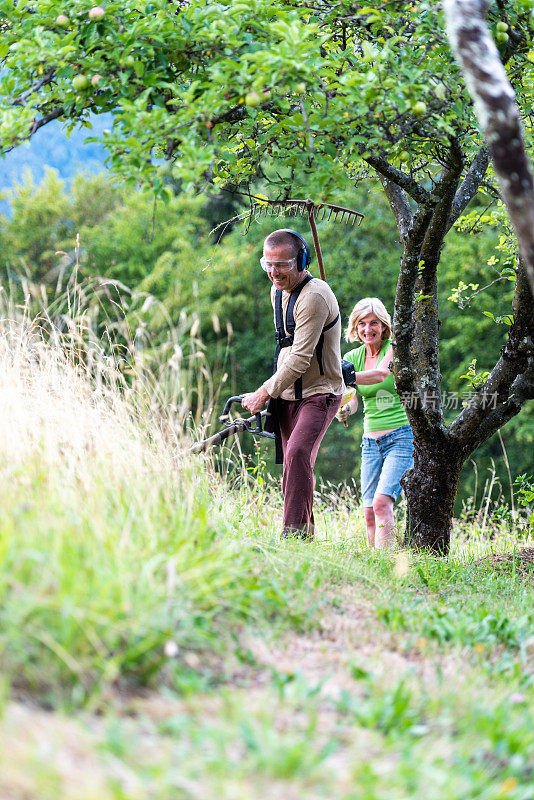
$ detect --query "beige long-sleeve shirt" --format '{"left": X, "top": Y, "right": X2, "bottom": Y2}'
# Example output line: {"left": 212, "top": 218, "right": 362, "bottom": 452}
{"left": 262, "top": 275, "right": 343, "bottom": 401}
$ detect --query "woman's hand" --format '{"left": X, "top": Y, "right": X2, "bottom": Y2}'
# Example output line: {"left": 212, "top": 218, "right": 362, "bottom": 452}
{"left": 336, "top": 394, "right": 358, "bottom": 423}
{"left": 336, "top": 404, "right": 352, "bottom": 423}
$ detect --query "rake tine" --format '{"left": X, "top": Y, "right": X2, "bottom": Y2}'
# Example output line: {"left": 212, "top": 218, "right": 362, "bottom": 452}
{"left": 248, "top": 197, "right": 364, "bottom": 227}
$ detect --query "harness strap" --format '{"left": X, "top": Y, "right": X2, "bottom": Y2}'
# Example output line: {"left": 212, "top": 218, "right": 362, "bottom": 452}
{"left": 273, "top": 275, "right": 337, "bottom": 398}
{"left": 273, "top": 274, "right": 313, "bottom": 374}
{"left": 315, "top": 313, "right": 339, "bottom": 376}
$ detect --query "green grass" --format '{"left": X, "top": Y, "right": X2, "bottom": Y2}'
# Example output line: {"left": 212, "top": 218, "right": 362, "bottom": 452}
{"left": 1, "top": 314, "right": 534, "bottom": 798}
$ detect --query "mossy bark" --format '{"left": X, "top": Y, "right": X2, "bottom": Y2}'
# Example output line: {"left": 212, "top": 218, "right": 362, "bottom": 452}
{"left": 401, "top": 445, "right": 462, "bottom": 555}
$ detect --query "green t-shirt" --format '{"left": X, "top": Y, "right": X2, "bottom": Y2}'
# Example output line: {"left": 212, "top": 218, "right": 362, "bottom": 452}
{"left": 344, "top": 339, "right": 409, "bottom": 433}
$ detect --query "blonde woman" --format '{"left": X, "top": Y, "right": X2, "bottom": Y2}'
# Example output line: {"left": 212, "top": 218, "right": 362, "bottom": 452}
{"left": 338, "top": 298, "right": 413, "bottom": 549}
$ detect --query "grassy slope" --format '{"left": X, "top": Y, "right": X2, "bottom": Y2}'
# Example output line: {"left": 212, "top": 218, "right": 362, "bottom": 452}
{"left": 0, "top": 318, "right": 533, "bottom": 799}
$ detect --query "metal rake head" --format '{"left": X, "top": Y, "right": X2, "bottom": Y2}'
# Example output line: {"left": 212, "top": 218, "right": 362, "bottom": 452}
{"left": 250, "top": 198, "right": 364, "bottom": 228}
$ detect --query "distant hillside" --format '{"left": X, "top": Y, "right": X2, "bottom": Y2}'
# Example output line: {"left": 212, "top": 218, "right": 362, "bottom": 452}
{"left": 0, "top": 114, "right": 110, "bottom": 208}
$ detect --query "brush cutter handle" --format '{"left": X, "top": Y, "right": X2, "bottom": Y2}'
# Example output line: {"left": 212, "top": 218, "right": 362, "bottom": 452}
{"left": 219, "top": 395, "right": 246, "bottom": 422}
{"left": 219, "top": 396, "right": 271, "bottom": 436}
{"left": 191, "top": 396, "right": 275, "bottom": 454}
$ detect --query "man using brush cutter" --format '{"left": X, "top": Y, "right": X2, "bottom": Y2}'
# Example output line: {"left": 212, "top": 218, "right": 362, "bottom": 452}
{"left": 241, "top": 229, "right": 343, "bottom": 541}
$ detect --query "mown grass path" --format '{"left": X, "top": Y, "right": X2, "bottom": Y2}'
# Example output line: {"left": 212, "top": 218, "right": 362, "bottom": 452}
{"left": 3, "top": 557, "right": 533, "bottom": 800}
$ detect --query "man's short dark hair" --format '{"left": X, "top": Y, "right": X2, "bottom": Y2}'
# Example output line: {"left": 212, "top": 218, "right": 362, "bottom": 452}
{"left": 264, "top": 230, "right": 300, "bottom": 256}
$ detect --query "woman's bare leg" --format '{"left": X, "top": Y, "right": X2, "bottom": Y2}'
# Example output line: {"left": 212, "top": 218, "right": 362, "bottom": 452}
{"left": 363, "top": 507, "right": 376, "bottom": 548}
{"left": 372, "top": 494, "right": 395, "bottom": 549}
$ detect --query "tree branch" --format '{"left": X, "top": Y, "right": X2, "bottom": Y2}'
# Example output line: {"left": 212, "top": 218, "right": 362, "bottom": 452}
{"left": 378, "top": 174, "right": 413, "bottom": 243}
{"left": 1, "top": 107, "right": 65, "bottom": 156}
{"left": 365, "top": 153, "right": 434, "bottom": 206}
{"left": 12, "top": 69, "right": 56, "bottom": 107}
{"left": 29, "top": 107, "right": 64, "bottom": 136}
{"left": 162, "top": 102, "right": 263, "bottom": 161}
{"left": 453, "top": 356, "right": 534, "bottom": 455}
{"left": 448, "top": 145, "right": 489, "bottom": 228}
{"left": 445, "top": 0, "right": 534, "bottom": 297}
{"left": 448, "top": 256, "right": 534, "bottom": 449}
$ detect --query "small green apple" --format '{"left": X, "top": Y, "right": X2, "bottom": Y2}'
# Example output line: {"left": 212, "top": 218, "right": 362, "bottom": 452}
{"left": 56, "top": 14, "right": 69, "bottom": 26}
{"left": 91, "top": 74, "right": 102, "bottom": 87}
{"left": 72, "top": 74, "right": 90, "bottom": 90}
{"left": 88, "top": 6, "right": 105, "bottom": 20}
{"left": 245, "top": 91, "right": 261, "bottom": 107}
{"left": 496, "top": 21, "right": 509, "bottom": 32}
{"left": 412, "top": 101, "right": 427, "bottom": 117}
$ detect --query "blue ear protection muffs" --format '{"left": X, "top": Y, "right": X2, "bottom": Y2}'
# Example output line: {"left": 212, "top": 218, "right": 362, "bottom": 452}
{"left": 280, "top": 229, "right": 312, "bottom": 272}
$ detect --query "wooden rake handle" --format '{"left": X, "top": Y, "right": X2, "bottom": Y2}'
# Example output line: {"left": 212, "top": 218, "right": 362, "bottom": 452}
{"left": 305, "top": 199, "right": 326, "bottom": 281}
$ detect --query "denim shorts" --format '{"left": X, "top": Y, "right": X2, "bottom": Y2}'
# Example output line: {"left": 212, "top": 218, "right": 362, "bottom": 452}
{"left": 361, "top": 425, "right": 414, "bottom": 507}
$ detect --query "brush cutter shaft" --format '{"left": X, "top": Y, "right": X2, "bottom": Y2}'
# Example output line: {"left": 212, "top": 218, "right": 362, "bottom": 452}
{"left": 191, "top": 418, "right": 249, "bottom": 453}
{"left": 191, "top": 396, "right": 275, "bottom": 454}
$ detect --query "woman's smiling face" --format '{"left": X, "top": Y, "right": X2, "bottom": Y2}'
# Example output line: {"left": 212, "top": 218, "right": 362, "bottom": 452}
{"left": 357, "top": 313, "right": 386, "bottom": 345}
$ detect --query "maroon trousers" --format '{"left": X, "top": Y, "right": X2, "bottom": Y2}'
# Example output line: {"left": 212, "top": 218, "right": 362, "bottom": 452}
{"left": 277, "top": 393, "right": 341, "bottom": 538}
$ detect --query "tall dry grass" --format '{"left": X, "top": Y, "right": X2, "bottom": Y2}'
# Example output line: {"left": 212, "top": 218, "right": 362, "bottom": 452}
{"left": 0, "top": 287, "right": 319, "bottom": 708}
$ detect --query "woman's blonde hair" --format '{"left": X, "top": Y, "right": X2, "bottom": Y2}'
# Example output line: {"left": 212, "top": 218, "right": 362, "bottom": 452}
{"left": 345, "top": 297, "right": 392, "bottom": 343}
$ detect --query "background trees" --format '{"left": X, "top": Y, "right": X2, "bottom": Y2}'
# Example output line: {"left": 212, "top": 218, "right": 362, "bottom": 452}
{"left": 1, "top": 170, "right": 530, "bottom": 519}
{"left": 1, "top": 0, "right": 533, "bottom": 550}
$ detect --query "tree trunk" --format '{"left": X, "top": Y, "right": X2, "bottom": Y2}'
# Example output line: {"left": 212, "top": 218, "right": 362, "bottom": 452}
{"left": 401, "top": 438, "right": 463, "bottom": 555}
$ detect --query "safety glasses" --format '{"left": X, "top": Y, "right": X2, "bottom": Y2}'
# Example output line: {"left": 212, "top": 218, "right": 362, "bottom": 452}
{"left": 260, "top": 256, "right": 297, "bottom": 274}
